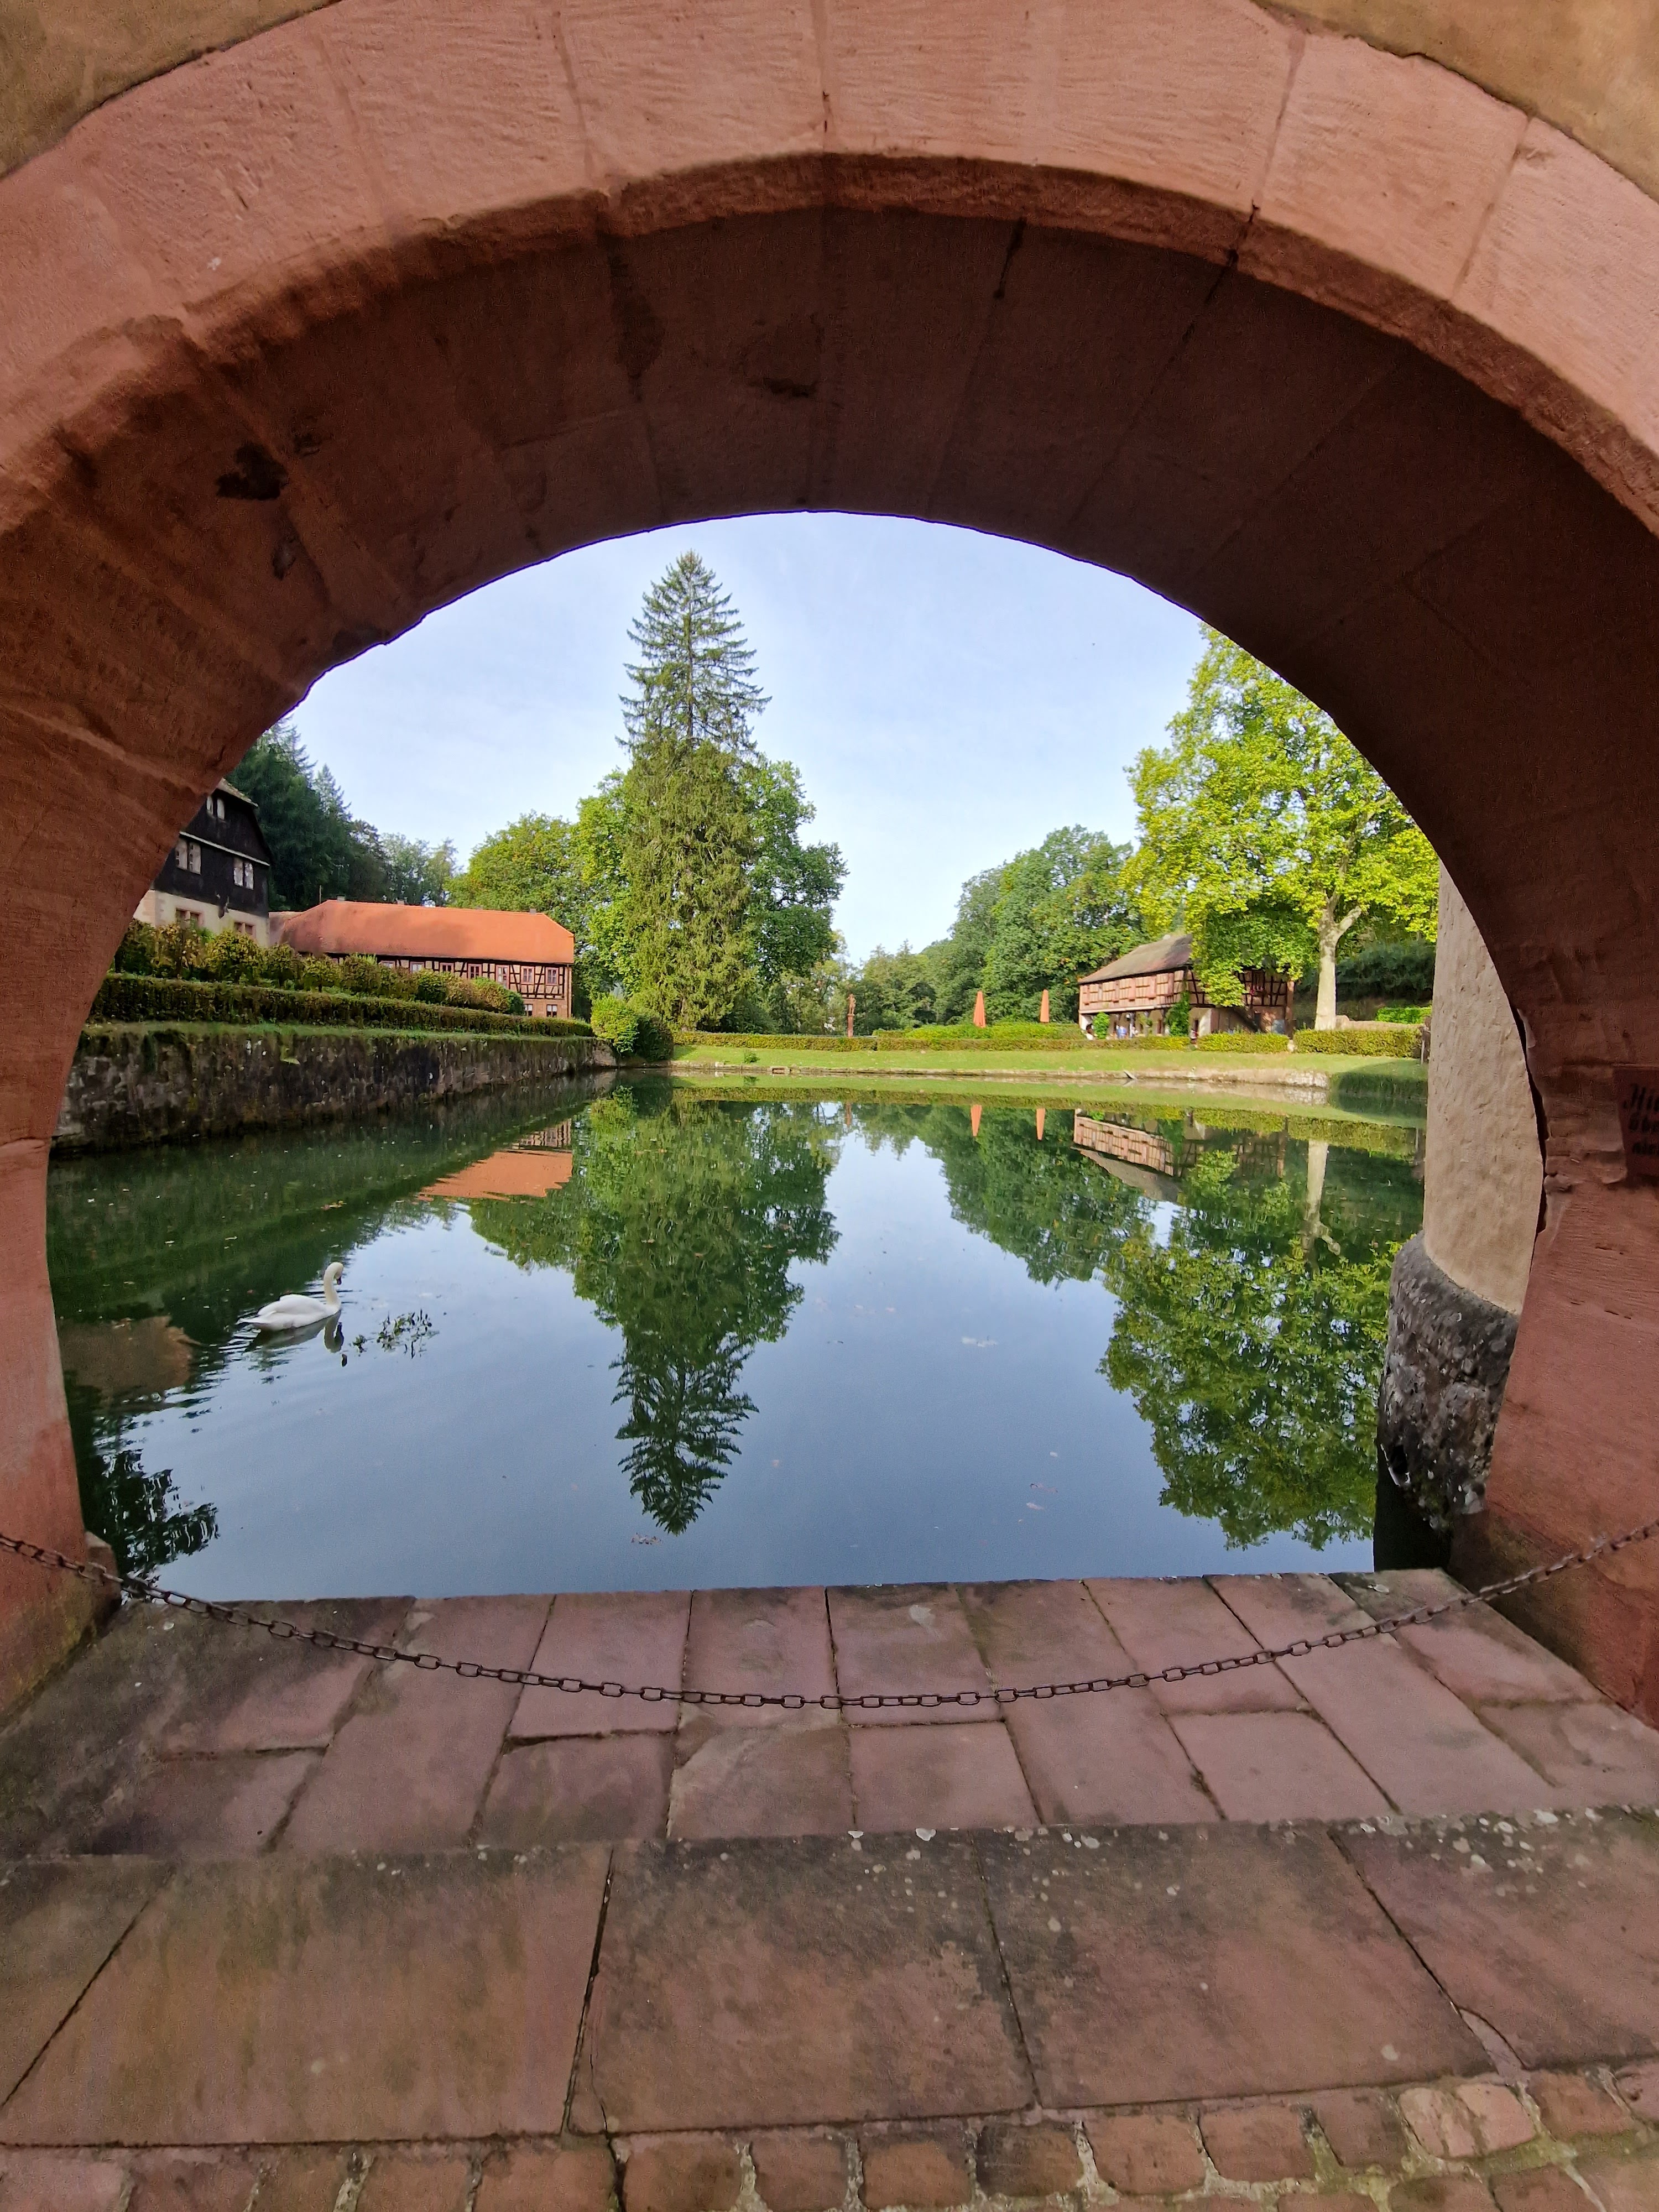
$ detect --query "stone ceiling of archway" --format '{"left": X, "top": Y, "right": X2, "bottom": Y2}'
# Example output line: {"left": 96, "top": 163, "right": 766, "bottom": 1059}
{"left": 3, "top": 0, "right": 1659, "bottom": 206}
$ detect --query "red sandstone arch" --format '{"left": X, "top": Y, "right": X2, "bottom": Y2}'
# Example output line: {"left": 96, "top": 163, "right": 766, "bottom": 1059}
{"left": 5, "top": 0, "right": 1659, "bottom": 1715}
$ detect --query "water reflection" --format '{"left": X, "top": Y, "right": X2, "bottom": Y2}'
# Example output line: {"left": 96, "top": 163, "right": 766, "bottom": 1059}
{"left": 465, "top": 1092, "right": 838, "bottom": 1531}
{"left": 46, "top": 1077, "right": 1425, "bottom": 1586}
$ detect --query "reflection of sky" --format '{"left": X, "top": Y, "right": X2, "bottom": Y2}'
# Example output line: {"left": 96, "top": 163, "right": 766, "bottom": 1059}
{"left": 99, "top": 1130, "right": 1373, "bottom": 1600}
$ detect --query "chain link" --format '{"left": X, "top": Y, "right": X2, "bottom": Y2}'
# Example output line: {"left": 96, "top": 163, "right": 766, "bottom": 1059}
{"left": 3, "top": 1516, "right": 1656, "bottom": 1710}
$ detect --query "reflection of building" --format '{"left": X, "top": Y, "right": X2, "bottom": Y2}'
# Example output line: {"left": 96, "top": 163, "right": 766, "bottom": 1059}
{"left": 1077, "top": 932, "right": 1291, "bottom": 1039}
{"left": 134, "top": 780, "right": 275, "bottom": 944}
{"left": 278, "top": 902, "right": 576, "bottom": 1018}
{"left": 1074, "top": 1113, "right": 1176, "bottom": 1176}
{"left": 422, "top": 1125, "right": 575, "bottom": 1199}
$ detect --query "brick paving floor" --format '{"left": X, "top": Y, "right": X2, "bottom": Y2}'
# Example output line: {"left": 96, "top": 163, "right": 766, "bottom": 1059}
{"left": 0, "top": 1572, "right": 1655, "bottom": 2205}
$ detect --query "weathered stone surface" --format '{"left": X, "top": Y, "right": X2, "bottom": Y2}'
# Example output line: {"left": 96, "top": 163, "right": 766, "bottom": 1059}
{"left": 0, "top": 2150, "right": 133, "bottom": 2209}
{"left": 476, "top": 2141, "right": 617, "bottom": 2212}
{"left": 1472, "top": 1701, "right": 1659, "bottom": 1802}
{"left": 586, "top": 1837, "right": 1032, "bottom": 2131}
{"left": 1527, "top": 2072, "right": 1632, "bottom": 2138}
{"left": 1215, "top": 1577, "right": 1561, "bottom": 1814}
{"left": 356, "top": 2151, "right": 474, "bottom": 2210}
{"left": 1087, "top": 1579, "right": 1299, "bottom": 1715}
{"left": 980, "top": 1824, "right": 1482, "bottom": 2106}
{"left": 83, "top": 1751, "right": 317, "bottom": 1859}
{"left": 0, "top": 1603, "right": 407, "bottom": 1856}
{"left": 0, "top": 1848, "right": 608, "bottom": 2145}
{"left": 250, "top": 2150, "right": 358, "bottom": 2211}
{"left": 859, "top": 2130, "right": 971, "bottom": 2209}
{"left": 849, "top": 1721, "right": 1034, "bottom": 1833}
{"left": 1575, "top": 2154, "right": 1659, "bottom": 2212}
{"left": 0, "top": 1857, "right": 166, "bottom": 2104}
{"left": 482, "top": 1738, "right": 675, "bottom": 1845}
{"left": 974, "top": 2121, "right": 1082, "bottom": 2198}
{"left": 1168, "top": 1711, "right": 1389, "bottom": 1823}
{"left": 748, "top": 2131, "right": 848, "bottom": 2212}
{"left": 55, "top": 1026, "right": 611, "bottom": 1152}
{"left": 279, "top": 1594, "right": 546, "bottom": 1854}
{"left": 681, "top": 1590, "right": 835, "bottom": 1718}
{"left": 1198, "top": 2104, "right": 1314, "bottom": 2180}
{"left": 827, "top": 1588, "right": 992, "bottom": 1724}
{"left": 962, "top": 1581, "right": 1213, "bottom": 1824}
{"left": 1491, "top": 2171, "right": 1594, "bottom": 2212}
{"left": 621, "top": 2137, "right": 742, "bottom": 2212}
{"left": 1376, "top": 1234, "right": 1519, "bottom": 1529}
{"left": 1616, "top": 2062, "right": 1659, "bottom": 2121}
{"left": 1312, "top": 2089, "right": 1407, "bottom": 2169}
{"left": 512, "top": 1594, "right": 690, "bottom": 1740}
{"left": 1337, "top": 1574, "right": 1597, "bottom": 1706}
{"left": 1344, "top": 1812, "right": 1659, "bottom": 2067}
{"left": 1391, "top": 2180, "right": 1496, "bottom": 2212}
{"left": 127, "top": 2154, "right": 262, "bottom": 2210}
{"left": 670, "top": 1716, "right": 852, "bottom": 1840}
{"left": 1082, "top": 2115, "right": 1204, "bottom": 2196}
{"left": 1399, "top": 2082, "right": 1533, "bottom": 2159}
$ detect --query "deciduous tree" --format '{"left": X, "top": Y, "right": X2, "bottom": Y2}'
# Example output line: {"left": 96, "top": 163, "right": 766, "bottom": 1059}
{"left": 1126, "top": 633, "right": 1438, "bottom": 1028}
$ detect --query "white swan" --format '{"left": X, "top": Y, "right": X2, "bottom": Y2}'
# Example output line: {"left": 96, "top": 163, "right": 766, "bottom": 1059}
{"left": 250, "top": 1262, "right": 344, "bottom": 1333}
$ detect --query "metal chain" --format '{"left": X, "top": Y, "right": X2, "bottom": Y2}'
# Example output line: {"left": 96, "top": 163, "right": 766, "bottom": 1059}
{"left": 2, "top": 1515, "right": 1656, "bottom": 1710}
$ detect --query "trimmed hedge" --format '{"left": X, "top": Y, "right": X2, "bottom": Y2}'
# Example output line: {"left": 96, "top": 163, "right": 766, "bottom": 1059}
{"left": 681, "top": 1023, "right": 1113, "bottom": 1055}
{"left": 1194, "top": 1031, "right": 1292, "bottom": 1054}
{"left": 1291, "top": 1022, "right": 1423, "bottom": 1057}
{"left": 89, "top": 972, "right": 594, "bottom": 1040}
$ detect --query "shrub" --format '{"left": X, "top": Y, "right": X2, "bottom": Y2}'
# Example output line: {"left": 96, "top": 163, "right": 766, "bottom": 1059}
{"left": 592, "top": 996, "right": 675, "bottom": 1061}
{"left": 1335, "top": 941, "right": 1436, "bottom": 1001}
{"left": 1194, "top": 1031, "right": 1292, "bottom": 1053}
{"left": 1291, "top": 1023, "right": 1423, "bottom": 1057}
{"left": 1378, "top": 1003, "right": 1430, "bottom": 1024}
{"left": 86, "top": 972, "right": 594, "bottom": 1039}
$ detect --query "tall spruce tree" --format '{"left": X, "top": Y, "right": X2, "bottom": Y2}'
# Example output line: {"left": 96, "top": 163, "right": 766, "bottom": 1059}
{"left": 617, "top": 552, "right": 768, "bottom": 1029}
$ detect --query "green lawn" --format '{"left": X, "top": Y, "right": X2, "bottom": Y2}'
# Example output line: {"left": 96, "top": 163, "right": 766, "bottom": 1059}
{"left": 668, "top": 1039, "right": 1422, "bottom": 1081}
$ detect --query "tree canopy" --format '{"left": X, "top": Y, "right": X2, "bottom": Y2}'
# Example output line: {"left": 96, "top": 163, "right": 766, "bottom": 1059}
{"left": 232, "top": 719, "right": 453, "bottom": 911}
{"left": 1125, "top": 631, "right": 1438, "bottom": 1027}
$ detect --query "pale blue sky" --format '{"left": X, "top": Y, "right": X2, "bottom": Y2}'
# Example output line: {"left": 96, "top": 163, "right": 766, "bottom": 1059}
{"left": 295, "top": 514, "right": 1204, "bottom": 961}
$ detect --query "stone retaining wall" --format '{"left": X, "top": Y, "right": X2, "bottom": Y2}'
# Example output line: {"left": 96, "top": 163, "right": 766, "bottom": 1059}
{"left": 53, "top": 1024, "right": 615, "bottom": 1152}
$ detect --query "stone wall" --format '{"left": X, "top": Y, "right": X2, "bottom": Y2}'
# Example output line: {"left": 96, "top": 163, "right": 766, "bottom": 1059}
{"left": 54, "top": 1025, "right": 614, "bottom": 1152}
{"left": 1376, "top": 871, "right": 1542, "bottom": 1560}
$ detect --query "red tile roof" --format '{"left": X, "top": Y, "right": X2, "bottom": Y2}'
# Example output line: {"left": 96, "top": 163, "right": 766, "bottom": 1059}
{"left": 276, "top": 901, "right": 575, "bottom": 964}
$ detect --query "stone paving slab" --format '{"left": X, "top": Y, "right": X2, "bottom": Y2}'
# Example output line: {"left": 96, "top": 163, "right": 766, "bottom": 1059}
{"left": 0, "top": 1858, "right": 166, "bottom": 2104}
{"left": 1344, "top": 1808, "right": 1659, "bottom": 2068}
{"left": 279, "top": 1594, "right": 547, "bottom": 1854}
{"left": 0, "top": 1847, "right": 608, "bottom": 2146}
{"left": 512, "top": 1593, "right": 686, "bottom": 1740}
{"left": 827, "top": 1588, "right": 993, "bottom": 1723}
{"left": 7, "top": 1575, "right": 1659, "bottom": 1860}
{"left": 978, "top": 1823, "right": 1487, "bottom": 2106}
{"left": 1215, "top": 1578, "right": 1572, "bottom": 1814}
{"left": 584, "top": 1836, "right": 1034, "bottom": 2131}
{"left": 1087, "top": 1577, "right": 1302, "bottom": 1714}
{"left": 962, "top": 1580, "right": 1217, "bottom": 1824}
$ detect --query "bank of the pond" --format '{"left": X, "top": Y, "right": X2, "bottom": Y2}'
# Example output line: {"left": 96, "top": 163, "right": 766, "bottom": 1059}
{"left": 55, "top": 1022, "right": 615, "bottom": 1152}
{"left": 663, "top": 1048, "right": 1426, "bottom": 1112}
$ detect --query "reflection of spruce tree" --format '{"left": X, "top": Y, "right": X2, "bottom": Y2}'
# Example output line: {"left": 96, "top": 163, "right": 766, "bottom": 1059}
{"left": 472, "top": 1089, "right": 837, "bottom": 1530}
{"left": 1100, "top": 1146, "right": 1395, "bottom": 1548}
{"left": 79, "top": 1446, "right": 218, "bottom": 1577}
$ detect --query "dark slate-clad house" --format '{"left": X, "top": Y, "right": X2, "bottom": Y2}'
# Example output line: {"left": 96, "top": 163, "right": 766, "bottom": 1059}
{"left": 134, "top": 780, "right": 275, "bottom": 945}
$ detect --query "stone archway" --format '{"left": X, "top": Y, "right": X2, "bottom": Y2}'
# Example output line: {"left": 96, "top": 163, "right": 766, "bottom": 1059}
{"left": 5, "top": 0, "right": 1659, "bottom": 1716}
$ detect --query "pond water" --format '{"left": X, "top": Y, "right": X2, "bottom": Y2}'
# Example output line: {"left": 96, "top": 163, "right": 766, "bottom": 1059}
{"left": 47, "top": 1077, "right": 1423, "bottom": 1598}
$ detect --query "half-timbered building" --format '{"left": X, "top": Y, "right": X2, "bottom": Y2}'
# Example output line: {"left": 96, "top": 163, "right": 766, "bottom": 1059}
{"left": 134, "top": 780, "right": 275, "bottom": 944}
{"left": 276, "top": 901, "right": 576, "bottom": 1018}
{"left": 1077, "top": 931, "right": 1292, "bottom": 1039}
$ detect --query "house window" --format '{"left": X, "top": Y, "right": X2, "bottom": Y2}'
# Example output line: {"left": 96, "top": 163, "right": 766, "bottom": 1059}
{"left": 175, "top": 837, "right": 189, "bottom": 867}
{"left": 233, "top": 919, "right": 255, "bottom": 937}
{"left": 187, "top": 841, "right": 202, "bottom": 873}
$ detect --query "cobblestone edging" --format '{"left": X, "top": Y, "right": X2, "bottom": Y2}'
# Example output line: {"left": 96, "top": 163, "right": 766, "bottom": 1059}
{"left": 4, "top": 2058, "right": 1655, "bottom": 2211}
{"left": 53, "top": 1024, "right": 615, "bottom": 1151}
